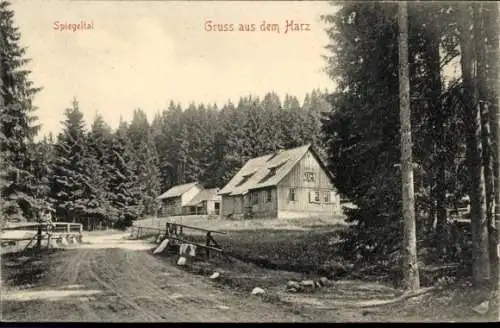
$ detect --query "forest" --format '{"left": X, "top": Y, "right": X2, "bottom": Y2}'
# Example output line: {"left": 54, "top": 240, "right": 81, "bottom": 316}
{"left": 320, "top": 1, "right": 498, "bottom": 308}
{"left": 0, "top": 0, "right": 499, "bottom": 309}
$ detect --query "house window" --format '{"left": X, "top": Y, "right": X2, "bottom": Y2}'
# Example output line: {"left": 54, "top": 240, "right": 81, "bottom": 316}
{"left": 324, "top": 191, "right": 330, "bottom": 203}
{"left": 309, "top": 191, "right": 321, "bottom": 203}
{"left": 289, "top": 188, "right": 296, "bottom": 201}
{"left": 304, "top": 172, "right": 315, "bottom": 182}
{"left": 266, "top": 190, "right": 272, "bottom": 202}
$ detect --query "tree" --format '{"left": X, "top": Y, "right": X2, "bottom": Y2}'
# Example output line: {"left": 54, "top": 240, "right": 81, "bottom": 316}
{"left": 85, "top": 114, "right": 114, "bottom": 229}
{"left": 281, "top": 94, "right": 306, "bottom": 148}
{"left": 484, "top": 1, "right": 500, "bottom": 317}
{"left": 457, "top": 2, "right": 491, "bottom": 285}
{"left": 0, "top": 0, "right": 42, "bottom": 221}
{"left": 32, "top": 134, "right": 55, "bottom": 214}
{"left": 398, "top": 1, "right": 420, "bottom": 290}
{"left": 107, "top": 119, "right": 142, "bottom": 227}
{"left": 50, "top": 99, "right": 89, "bottom": 223}
{"left": 321, "top": 2, "right": 405, "bottom": 269}
{"left": 303, "top": 89, "right": 330, "bottom": 153}
{"left": 127, "top": 108, "right": 161, "bottom": 216}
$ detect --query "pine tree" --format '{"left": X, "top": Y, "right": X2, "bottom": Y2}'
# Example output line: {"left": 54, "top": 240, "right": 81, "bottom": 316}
{"left": 85, "top": 114, "right": 114, "bottom": 229}
{"left": 303, "top": 89, "right": 330, "bottom": 153}
{"left": 398, "top": 1, "right": 420, "bottom": 290}
{"left": 126, "top": 108, "right": 162, "bottom": 216}
{"left": 32, "top": 134, "right": 55, "bottom": 214}
{"left": 281, "top": 94, "right": 305, "bottom": 148}
{"left": 159, "top": 101, "right": 184, "bottom": 188}
{"left": 0, "top": 0, "right": 42, "bottom": 221}
{"left": 50, "top": 99, "right": 89, "bottom": 224}
{"left": 136, "top": 130, "right": 161, "bottom": 216}
{"left": 211, "top": 101, "right": 241, "bottom": 186}
{"left": 108, "top": 119, "right": 142, "bottom": 227}
{"left": 151, "top": 110, "right": 169, "bottom": 191}
{"left": 261, "top": 92, "right": 285, "bottom": 152}
{"left": 322, "top": 2, "right": 404, "bottom": 265}
{"left": 457, "top": 2, "right": 491, "bottom": 285}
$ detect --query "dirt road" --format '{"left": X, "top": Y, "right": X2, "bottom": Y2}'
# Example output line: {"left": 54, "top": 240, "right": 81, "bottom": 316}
{"left": 1, "top": 233, "right": 307, "bottom": 322}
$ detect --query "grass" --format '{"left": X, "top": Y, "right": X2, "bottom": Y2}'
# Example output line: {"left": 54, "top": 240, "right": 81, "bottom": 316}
{"left": 154, "top": 226, "right": 493, "bottom": 322}
{"left": 134, "top": 215, "right": 349, "bottom": 232}
{"left": 135, "top": 216, "right": 492, "bottom": 321}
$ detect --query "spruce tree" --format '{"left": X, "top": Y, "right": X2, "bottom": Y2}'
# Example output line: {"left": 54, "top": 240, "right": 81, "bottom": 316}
{"left": 0, "top": 0, "right": 42, "bottom": 221}
{"left": 50, "top": 99, "right": 89, "bottom": 224}
{"left": 85, "top": 114, "right": 114, "bottom": 228}
{"left": 108, "top": 120, "right": 142, "bottom": 227}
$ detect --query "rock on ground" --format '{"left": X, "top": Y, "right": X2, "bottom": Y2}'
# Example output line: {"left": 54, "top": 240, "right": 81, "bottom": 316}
{"left": 251, "top": 287, "right": 265, "bottom": 295}
{"left": 177, "top": 257, "right": 187, "bottom": 266}
{"left": 472, "top": 300, "right": 489, "bottom": 315}
{"left": 300, "top": 280, "right": 316, "bottom": 288}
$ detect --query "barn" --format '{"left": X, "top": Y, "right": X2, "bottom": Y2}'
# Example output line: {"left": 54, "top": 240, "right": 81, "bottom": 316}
{"left": 218, "top": 144, "right": 341, "bottom": 219}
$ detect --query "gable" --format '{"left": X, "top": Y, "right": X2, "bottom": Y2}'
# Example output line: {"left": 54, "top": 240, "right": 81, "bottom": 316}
{"left": 278, "top": 149, "right": 335, "bottom": 189}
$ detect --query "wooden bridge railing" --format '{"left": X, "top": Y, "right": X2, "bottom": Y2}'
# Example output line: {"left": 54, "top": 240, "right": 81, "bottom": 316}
{"left": 1, "top": 222, "right": 84, "bottom": 251}
{"left": 3, "top": 222, "right": 83, "bottom": 234}
{"left": 131, "top": 222, "right": 228, "bottom": 259}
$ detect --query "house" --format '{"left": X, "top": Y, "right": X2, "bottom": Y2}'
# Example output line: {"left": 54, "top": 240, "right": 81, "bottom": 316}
{"left": 184, "top": 188, "right": 221, "bottom": 215}
{"left": 218, "top": 144, "right": 341, "bottom": 219}
{"left": 157, "top": 182, "right": 221, "bottom": 217}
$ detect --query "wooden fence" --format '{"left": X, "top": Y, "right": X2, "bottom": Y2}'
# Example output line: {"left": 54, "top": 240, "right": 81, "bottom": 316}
{"left": 131, "top": 222, "right": 228, "bottom": 259}
{"left": 1, "top": 222, "right": 83, "bottom": 252}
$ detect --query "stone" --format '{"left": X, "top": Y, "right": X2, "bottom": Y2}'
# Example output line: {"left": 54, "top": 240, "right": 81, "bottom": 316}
{"left": 251, "top": 287, "right": 265, "bottom": 295}
{"left": 210, "top": 272, "right": 220, "bottom": 279}
{"left": 319, "top": 277, "right": 330, "bottom": 287}
{"left": 472, "top": 300, "right": 489, "bottom": 315}
{"left": 177, "top": 256, "right": 187, "bottom": 266}
{"left": 299, "top": 280, "right": 316, "bottom": 288}
{"left": 287, "top": 280, "right": 301, "bottom": 290}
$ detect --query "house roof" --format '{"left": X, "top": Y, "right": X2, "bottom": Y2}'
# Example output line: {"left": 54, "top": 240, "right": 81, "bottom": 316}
{"left": 157, "top": 182, "right": 199, "bottom": 200}
{"left": 185, "top": 188, "right": 221, "bottom": 206}
{"left": 219, "top": 144, "right": 331, "bottom": 196}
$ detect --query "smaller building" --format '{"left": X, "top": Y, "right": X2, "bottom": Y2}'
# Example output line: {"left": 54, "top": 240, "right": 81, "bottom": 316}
{"left": 184, "top": 188, "right": 221, "bottom": 215}
{"left": 157, "top": 182, "right": 220, "bottom": 217}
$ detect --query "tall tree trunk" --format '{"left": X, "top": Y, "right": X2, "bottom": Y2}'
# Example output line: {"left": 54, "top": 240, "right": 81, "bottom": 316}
{"left": 458, "top": 3, "right": 491, "bottom": 285}
{"left": 398, "top": 1, "right": 420, "bottom": 291}
{"left": 425, "top": 18, "right": 447, "bottom": 255}
{"left": 475, "top": 4, "right": 496, "bottom": 262}
{"left": 487, "top": 2, "right": 500, "bottom": 318}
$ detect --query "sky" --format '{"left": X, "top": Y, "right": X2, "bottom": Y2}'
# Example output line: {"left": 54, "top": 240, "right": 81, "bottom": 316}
{"left": 10, "top": 0, "right": 337, "bottom": 139}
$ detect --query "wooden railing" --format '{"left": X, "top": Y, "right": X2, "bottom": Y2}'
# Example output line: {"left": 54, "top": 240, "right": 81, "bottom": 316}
{"left": 131, "top": 222, "right": 228, "bottom": 259}
{"left": 1, "top": 222, "right": 83, "bottom": 251}
{"left": 3, "top": 222, "right": 83, "bottom": 234}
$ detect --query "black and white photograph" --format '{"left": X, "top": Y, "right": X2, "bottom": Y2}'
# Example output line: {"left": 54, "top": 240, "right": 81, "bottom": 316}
{"left": 0, "top": 0, "right": 499, "bottom": 323}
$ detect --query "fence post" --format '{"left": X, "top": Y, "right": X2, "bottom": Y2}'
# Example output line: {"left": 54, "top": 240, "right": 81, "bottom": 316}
{"left": 67, "top": 223, "right": 71, "bottom": 233}
{"left": 205, "top": 232, "right": 211, "bottom": 259}
{"left": 36, "top": 223, "right": 42, "bottom": 249}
